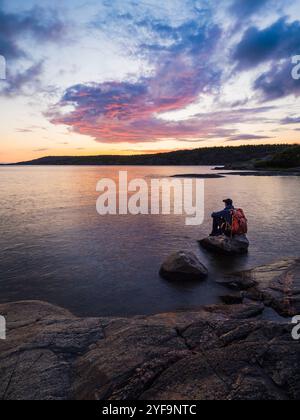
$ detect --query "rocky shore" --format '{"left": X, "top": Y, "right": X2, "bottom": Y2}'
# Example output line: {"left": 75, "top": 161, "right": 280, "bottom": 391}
{"left": 219, "top": 170, "right": 300, "bottom": 177}
{"left": 0, "top": 258, "right": 299, "bottom": 401}
{"left": 172, "top": 170, "right": 300, "bottom": 178}
{"left": 219, "top": 258, "right": 300, "bottom": 317}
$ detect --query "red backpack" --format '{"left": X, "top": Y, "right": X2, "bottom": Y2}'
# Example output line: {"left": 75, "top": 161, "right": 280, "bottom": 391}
{"left": 231, "top": 209, "right": 248, "bottom": 235}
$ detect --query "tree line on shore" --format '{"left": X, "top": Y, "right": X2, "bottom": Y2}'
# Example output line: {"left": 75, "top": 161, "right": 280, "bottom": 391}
{"left": 10, "top": 144, "right": 300, "bottom": 168}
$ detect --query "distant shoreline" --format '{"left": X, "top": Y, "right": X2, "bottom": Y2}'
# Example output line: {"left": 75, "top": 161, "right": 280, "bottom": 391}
{"left": 1, "top": 144, "right": 299, "bottom": 168}
{"left": 172, "top": 170, "right": 300, "bottom": 178}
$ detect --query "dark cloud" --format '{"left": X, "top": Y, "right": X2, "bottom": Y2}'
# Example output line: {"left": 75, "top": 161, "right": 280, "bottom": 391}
{"left": 233, "top": 18, "right": 300, "bottom": 101}
{"left": 137, "top": 18, "right": 220, "bottom": 57}
{"left": 0, "top": 5, "right": 65, "bottom": 97}
{"left": 227, "top": 134, "right": 272, "bottom": 141}
{"left": 233, "top": 18, "right": 300, "bottom": 70}
{"left": 1, "top": 61, "right": 44, "bottom": 97}
{"left": 229, "top": 0, "right": 270, "bottom": 18}
{"left": 0, "top": 6, "right": 64, "bottom": 60}
{"left": 281, "top": 116, "right": 300, "bottom": 124}
{"left": 254, "top": 60, "right": 300, "bottom": 101}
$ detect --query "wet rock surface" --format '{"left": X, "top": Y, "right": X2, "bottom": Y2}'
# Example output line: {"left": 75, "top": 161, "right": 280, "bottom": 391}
{"left": 0, "top": 298, "right": 299, "bottom": 400}
{"left": 160, "top": 251, "right": 208, "bottom": 281}
{"left": 171, "top": 174, "right": 225, "bottom": 179}
{"left": 200, "top": 235, "right": 249, "bottom": 255}
{"left": 220, "top": 295, "right": 244, "bottom": 305}
{"left": 220, "top": 258, "right": 300, "bottom": 317}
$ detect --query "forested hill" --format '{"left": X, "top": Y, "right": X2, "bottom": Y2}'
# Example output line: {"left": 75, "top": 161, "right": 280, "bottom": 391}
{"left": 8, "top": 144, "right": 299, "bottom": 166}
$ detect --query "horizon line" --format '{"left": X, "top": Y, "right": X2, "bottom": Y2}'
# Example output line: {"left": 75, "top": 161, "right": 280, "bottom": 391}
{"left": 1, "top": 143, "right": 298, "bottom": 166}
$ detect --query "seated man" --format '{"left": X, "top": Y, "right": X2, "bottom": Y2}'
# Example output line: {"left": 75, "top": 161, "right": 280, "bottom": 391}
{"left": 210, "top": 199, "right": 234, "bottom": 237}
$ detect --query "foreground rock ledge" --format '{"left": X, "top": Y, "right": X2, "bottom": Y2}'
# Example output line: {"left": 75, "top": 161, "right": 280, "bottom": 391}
{"left": 200, "top": 234, "right": 250, "bottom": 255}
{"left": 0, "top": 300, "right": 299, "bottom": 400}
{"left": 220, "top": 258, "right": 300, "bottom": 317}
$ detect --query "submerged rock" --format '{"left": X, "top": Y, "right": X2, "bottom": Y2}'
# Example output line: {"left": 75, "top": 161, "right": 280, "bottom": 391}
{"left": 160, "top": 251, "right": 208, "bottom": 281}
{"left": 0, "top": 299, "right": 299, "bottom": 400}
{"left": 200, "top": 234, "right": 249, "bottom": 255}
{"left": 220, "top": 258, "right": 300, "bottom": 317}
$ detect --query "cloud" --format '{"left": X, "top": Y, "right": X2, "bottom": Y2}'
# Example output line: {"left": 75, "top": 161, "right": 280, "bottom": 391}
{"left": 232, "top": 17, "right": 300, "bottom": 101}
{"left": 233, "top": 18, "right": 300, "bottom": 70}
{"left": 229, "top": 0, "right": 270, "bottom": 18}
{"left": 18, "top": 0, "right": 292, "bottom": 146}
{"left": 254, "top": 60, "right": 300, "bottom": 101}
{"left": 48, "top": 77, "right": 232, "bottom": 143}
{"left": 0, "top": 6, "right": 64, "bottom": 60}
{"left": 16, "top": 128, "right": 34, "bottom": 133}
{"left": 0, "top": 5, "right": 65, "bottom": 97}
{"left": 281, "top": 116, "right": 300, "bottom": 124}
{"left": 34, "top": 148, "right": 49, "bottom": 152}
{"left": 49, "top": 13, "right": 226, "bottom": 143}
{"left": 227, "top": 134, "right": 272, "bottom": 141}
{"left": 1, "top": 61, "right": 44, "bottom": 97}
{"left": 49, "top": 72, "right": 275, "bottom": 143}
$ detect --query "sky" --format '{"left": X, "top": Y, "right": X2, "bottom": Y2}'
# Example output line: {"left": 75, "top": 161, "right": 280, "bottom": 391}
{"left": 0, "top": 0, "right": 300, "bottom": 163}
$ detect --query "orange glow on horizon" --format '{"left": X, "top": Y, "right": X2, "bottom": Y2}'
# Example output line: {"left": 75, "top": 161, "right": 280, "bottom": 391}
{"left": 1, "top": 138, "right": 300, "bottom": 164}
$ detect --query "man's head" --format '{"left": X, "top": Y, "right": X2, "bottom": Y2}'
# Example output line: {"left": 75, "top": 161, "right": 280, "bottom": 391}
{"left": 223, "top": 198, "right": 233, "bottom": 207}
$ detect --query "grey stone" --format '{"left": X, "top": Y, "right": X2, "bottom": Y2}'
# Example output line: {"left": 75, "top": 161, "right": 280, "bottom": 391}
{"left": 200, "top": 235, "right": 249, "bottom": 255}
{"left": 160, "top": 251, "right": 208, "bottom": 281}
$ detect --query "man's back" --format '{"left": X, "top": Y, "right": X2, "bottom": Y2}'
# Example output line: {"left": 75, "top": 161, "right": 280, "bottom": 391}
{"left": 212, "top": 204, "right": 234, "bottom": 224}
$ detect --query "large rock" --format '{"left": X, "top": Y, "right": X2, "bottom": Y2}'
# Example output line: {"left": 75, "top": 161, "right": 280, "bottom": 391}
{"left": 0, "top": 301, "right": 106, "bottom": 400}
{"left": 200, "top": 234, "right": 249, "bottom": 255}
{"left": 160, "top": 251, "right": 208, "bottom": 281}
{"left": 220, "top": 258, "right": 300, "bottom": 317}
{"left": 0, "top": 300, "right": 299, "bottom": 400}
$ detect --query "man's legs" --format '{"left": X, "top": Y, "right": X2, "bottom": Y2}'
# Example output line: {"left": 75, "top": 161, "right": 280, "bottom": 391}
{"left": 211, "top": 216, "right": 222, "bottom": 236}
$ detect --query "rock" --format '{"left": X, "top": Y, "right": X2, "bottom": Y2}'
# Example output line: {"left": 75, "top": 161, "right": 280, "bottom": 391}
{"left": 220, "top": 258, "right": 300, "bottom": 317}
{"left": 203, "top": 302, "right": 265, "bottom": 320}
{"left": 171, "top": 174, "right": 225, "bottom": 179}
{"left": 141, "top": 320, "right": 299, "bottom": 401}
{"left": 219, "top": 171, "right": 300, "bottom": 177}
{"left": 160, "top": 251, "right": 208, "bottom": 281}
{"left": 0, "top": 301, "right": 107, "bottom": 400}
{"left": 200, "top": 234, "right": 249, "bottom": 255}
{"left": 220, "top": 295, "right": 244, "bottom": 305}
{"left": 0, "top": 300, "right": 299, "bottom": 400}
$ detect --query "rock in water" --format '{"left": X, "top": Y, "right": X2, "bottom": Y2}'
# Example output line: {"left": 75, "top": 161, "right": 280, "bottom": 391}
{"left": 220, "top": 258, "right": 300, "bottom": 317}
{"left": 199, "top": 234, "right": 249, "bottom": 255}
{"left": 160, "top": 251, "right": 208, "bottom": 281}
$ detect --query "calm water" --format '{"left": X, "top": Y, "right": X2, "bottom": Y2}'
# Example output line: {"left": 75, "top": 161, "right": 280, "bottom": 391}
{"left": 0, "top": 166, "right": 299, "bottom": 317}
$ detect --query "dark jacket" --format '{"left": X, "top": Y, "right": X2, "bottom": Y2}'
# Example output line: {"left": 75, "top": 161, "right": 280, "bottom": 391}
{"left": 212, "top": 205, "right": 234, "bottom": 224}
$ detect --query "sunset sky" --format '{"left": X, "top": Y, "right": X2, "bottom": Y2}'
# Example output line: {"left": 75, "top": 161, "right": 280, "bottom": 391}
{"left": 1, "top": 0, "right": 300, "bottom": 163}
